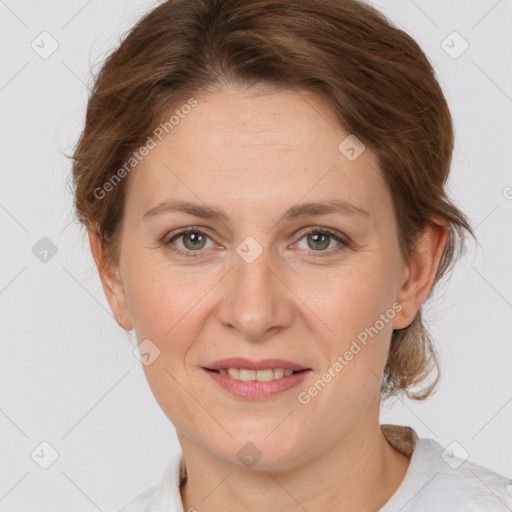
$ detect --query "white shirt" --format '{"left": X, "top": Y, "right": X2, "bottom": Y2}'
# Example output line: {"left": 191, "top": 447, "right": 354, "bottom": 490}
{"left": 115, "top": 424, "right": 512, "bottom": 511}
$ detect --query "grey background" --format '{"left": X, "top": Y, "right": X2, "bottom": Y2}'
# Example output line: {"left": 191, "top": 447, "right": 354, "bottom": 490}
{"left": 1, "top": 0, "right": 511, "bottom": 510}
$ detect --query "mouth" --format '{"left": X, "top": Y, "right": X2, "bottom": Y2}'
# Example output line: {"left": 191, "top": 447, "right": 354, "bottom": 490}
{"left": 203, "top": 367, "right": 309, "bottom": 382}
{"left": 201, "top": 359, "right": 312, "bottom": 399}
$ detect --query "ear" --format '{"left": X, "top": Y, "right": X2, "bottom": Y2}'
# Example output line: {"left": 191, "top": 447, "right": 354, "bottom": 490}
{"left": 392, "top": 217, "right": 449, "bottom": 330}
{"left": 88, "top": 227, "right": 133, "bottom": 330}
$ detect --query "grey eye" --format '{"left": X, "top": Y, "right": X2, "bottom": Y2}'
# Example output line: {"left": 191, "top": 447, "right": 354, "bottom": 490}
{"left": 297, "top": 231, "right": 341, "bottom": 251}
{"left": 169, "top": 231, "right": 214, "bottom": 251}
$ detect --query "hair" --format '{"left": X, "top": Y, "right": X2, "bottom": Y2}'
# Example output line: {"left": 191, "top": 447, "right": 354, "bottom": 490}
{"left": 70, "top": 0, "right": 475, "bottom": 401}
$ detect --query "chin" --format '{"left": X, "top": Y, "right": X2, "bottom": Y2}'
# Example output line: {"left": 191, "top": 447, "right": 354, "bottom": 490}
{"left": 218, "top": 433, "right": 305, "bottom": 472}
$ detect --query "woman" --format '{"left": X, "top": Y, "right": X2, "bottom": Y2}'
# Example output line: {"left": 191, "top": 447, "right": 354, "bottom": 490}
{"left": 71, "top": 0, "right": 512, "bottom": 510}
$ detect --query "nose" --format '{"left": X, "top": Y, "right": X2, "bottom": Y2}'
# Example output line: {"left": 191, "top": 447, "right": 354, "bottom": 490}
{"left": 217, "top": 243, "right": 294, "bottom": 340}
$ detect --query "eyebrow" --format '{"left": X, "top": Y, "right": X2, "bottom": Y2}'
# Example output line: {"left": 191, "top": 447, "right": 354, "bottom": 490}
{"left": 142, "top": 199, "right": 371, "bottom": 223}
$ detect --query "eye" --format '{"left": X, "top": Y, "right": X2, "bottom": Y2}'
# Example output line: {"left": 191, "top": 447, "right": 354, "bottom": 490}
{"left": 163, "top": 228, "right": 215, "bottom": 256}
{"left": 161, "top": 226, "right": 350, "bottom": 259}
{"left": 294, "top": 228, "right": 350, "bottom": 255}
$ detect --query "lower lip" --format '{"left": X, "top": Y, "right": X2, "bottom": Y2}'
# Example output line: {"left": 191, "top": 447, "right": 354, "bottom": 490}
{"left": 203, "top": 368, "right": 311, "bottom": 400}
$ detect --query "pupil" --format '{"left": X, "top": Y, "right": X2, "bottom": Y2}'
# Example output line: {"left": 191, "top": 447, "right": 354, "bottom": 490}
{"left": 184, "top": 232, "right": 205, "bottom": 250}
{"left": 309, "top": 233, "right": 329, "bottom": 250}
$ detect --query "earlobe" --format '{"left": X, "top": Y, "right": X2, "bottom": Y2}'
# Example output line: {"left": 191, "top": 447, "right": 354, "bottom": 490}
{"left": 87, "top": 227, "right": 134, "bottom": 330}
{"left": 393, "top": 218, "right": 448, "bottom": 331}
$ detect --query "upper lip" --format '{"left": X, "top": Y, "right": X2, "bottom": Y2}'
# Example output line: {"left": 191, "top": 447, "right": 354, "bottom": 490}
{"left": 204, "top": 357, "right": 311, "bottom": 371}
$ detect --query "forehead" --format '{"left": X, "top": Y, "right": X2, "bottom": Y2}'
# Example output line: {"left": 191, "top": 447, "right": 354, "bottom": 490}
{"left": 126, "top": 87, "right": 387, "bottom": 219}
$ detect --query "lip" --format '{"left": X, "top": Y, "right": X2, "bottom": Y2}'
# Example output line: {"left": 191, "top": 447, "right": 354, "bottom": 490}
{"left": 203, "top": 367, "right": 312, "bottom": 400}
{"left": 204, "top": 357, "right": 311, "bottom": 372}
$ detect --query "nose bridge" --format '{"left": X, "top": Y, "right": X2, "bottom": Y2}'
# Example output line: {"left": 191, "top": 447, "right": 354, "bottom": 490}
{"left": 218, "top": 237, "right": 292, "bottom": 339}
{"left": 235, "top": 243, "right": 274, "bottom": 296}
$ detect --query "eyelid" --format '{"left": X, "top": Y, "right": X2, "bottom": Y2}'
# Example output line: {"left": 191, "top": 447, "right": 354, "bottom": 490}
{"left": 294, "top": 226, "right": 349, "bottom": 245}
{"left": 291, "top": 226, "right": 351, "bottom": 255}
{"left": 162, "top": 226, "right": 215, "bottom": 244}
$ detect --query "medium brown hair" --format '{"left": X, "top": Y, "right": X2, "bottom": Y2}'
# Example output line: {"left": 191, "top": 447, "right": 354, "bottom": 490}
{"left": 71, "top": 0, "right": 475, "bottom": 400}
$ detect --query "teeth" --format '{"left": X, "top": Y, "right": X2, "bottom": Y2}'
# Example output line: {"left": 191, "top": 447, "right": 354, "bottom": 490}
{"left": 219, "top": 368, "right": 295, "bottom": 381}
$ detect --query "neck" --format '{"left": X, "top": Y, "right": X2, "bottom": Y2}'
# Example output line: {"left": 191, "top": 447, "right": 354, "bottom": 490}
{"left": 178, "top": 420, "right": 410, "bottom": 512}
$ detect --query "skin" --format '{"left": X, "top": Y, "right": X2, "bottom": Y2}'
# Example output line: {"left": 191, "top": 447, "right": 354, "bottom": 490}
{"left": 89, "top": 86, "right": 448, "bottom": 511}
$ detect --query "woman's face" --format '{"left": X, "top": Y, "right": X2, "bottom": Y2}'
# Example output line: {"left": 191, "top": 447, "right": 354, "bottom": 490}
{"left": 104, "top": 86, "right": 422, "bottom": 470}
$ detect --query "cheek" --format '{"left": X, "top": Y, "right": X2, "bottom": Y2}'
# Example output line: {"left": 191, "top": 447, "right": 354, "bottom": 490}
{"left": 125, "top": 267, "right": 210, "bottom": 429}
{"left": 123, "top": 258, "right": 214, "bottom": 341}
{"left": 304, "top": 262, "right": 397, "bottom": 390}
{"left": 302, "top": 260, "right": 396, "bottom": 341}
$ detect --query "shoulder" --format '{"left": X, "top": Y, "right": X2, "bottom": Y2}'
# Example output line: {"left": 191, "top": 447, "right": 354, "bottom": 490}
{"left": 384, "top": 436, "right": 512, "bottom": 511}
{"left": 424, "top": 438, "right": 512, "bottom": 509}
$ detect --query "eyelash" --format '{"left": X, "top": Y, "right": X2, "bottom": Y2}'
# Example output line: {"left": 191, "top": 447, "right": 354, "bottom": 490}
{"left": 161, "top": 226, "right": 351, "bottom": 259}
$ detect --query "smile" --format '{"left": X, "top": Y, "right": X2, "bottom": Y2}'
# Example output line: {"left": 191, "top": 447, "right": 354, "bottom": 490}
{"left": 217, "top": 368, "right": 297, "bottom": 381}
{"left": 203, "top": 367, "right": 311, "bottom": 399}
